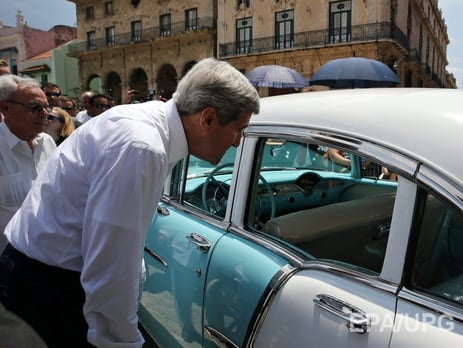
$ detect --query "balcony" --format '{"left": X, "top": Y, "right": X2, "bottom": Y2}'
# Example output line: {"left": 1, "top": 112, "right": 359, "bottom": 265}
{"left": 68, "top": 17, "right": 216, "bottom": 55}
{"left": 219, "top": 22, "right": 409, "bottom": 58}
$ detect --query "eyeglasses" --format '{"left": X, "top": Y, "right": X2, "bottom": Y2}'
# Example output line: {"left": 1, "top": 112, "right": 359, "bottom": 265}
{"left": 45, "top": 92, "right": 61, "bottom": 97}
{"left": 94, "top": 103, "right": 111, "bottom": 110}
{"left": 47, "top": 115, "right": 65, "bottom": 123}
{"left": 61, "top": 106, "right": 76, "bottom": 111}
{"left": 7, "top": 100, "right": 51, "bottom": 113}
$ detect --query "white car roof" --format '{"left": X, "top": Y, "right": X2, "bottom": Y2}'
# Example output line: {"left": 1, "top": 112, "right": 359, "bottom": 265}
{"left": 252, "top": 88, "right": 463, "bottom": 188}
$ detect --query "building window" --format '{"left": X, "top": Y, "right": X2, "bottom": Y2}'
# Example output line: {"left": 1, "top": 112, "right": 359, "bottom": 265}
{"left": 160, "top": 14, "right": 171, "bottom": 36}
{"left": 329, "top": 0, "right": 351, "bottom": 43}
{"left": 86, "top": 6, "right": 95, "bottom": 20}
{"left": 10, "top": 58, "right": 18, "bottom": 75}
{"left": 87, "top": 31, "right": 96, "bottom": 49}
{"left": 236, "top": 0, "right": 251, "bottom": 8}
{"left": 236, "top": 17, "right": 252, "bottom": 54}
{"left": 275, "top": 10, "right": 294, "bottom": 49}
{"left": 105, "top": 26, "right": 115, "bottom": 46}
{"left": 105, "top": 1, "right": 114, "bottom": 15}
{"left": 185, "top": 8, "right": 198, "bottom": 31}
{"left": 131, "top": 20, "right": 142, "bottom": 41}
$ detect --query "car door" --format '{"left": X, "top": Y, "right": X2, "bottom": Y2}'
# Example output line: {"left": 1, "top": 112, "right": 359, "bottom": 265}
{"left": 139, "top": 146, "right": 289, "bottom": 348}
{"left": 139, "top": 152, "right": 234, "bottom": 348}
{"left": 140, "top": 202, "right": 228, "bottom": 348}
{"left": 389, "top": 166, "right": 463, "bottom": 347}
{"left": 237, "top": 132, "right": 415, "bottom": 348}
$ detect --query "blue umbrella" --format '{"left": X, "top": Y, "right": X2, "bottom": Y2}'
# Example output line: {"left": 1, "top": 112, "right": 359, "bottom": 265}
{"left": 309, "top": 57, "right": 400, "bottom": 88}
{"left": 246, "top": 65, "right": 309, "bottom": 89}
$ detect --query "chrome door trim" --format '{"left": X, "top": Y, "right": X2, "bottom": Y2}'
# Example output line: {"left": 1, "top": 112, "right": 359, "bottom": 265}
{"left": 398, "top": 287, "right": 463, "bottom": 324}
{"left": 301, "top": 261, "right": 399, "bottom": 294}
{"left": 417, "top": 165, "right": 463, "bottom": 211}
{"left": 244, "top": 264, "right": 298, "bottom": 347}
{"left": 204, "top": 325, "right": 240, "bottom": 348}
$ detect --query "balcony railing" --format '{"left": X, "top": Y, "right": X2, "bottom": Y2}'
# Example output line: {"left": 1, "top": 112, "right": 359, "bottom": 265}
{"left": 219, "top": 22, "right": 409, "bottom": 57}
{"left": 68, "top": 17, "right": 216, "bottom": 54}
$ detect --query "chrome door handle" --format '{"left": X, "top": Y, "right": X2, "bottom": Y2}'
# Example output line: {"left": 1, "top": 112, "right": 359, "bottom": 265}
{"left": 157, "top": 206, "right": 170, "bottom": 215}
{"left": 144, "top": 246, "right": 168, "bottom": 267}
{"left": 186, "top": 233, "right": 211, "bottom": 253}
{"left": 313, "top": 294, "right": 370, "bottom": 334}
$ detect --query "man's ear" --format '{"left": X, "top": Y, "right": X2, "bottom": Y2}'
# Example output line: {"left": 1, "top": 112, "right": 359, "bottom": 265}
{"left": 199, "top": 107, "right": 216, "bottom": 129}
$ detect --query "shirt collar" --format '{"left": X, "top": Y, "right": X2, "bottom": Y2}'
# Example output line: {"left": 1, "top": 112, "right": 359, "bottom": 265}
{"left": 165, "top": 99, "right": 188, "bottom": 165}
{"left": 0, "top": 121, "right": 45, "bottom": 150}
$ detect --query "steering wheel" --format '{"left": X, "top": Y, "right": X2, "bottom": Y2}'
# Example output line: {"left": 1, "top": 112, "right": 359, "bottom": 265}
{"left": 201, "top": 163, "right": 276, "bottom": 226}
{"left": 253, "top": 174, "right": 276, "bottom": 228}
{"left": 201, "top": 163, "right": 233, "bottom": 217}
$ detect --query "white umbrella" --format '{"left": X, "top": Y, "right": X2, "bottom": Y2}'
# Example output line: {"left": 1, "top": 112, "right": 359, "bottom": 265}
{"left": 246, "top": 65, "right": 309, "bottom": 89}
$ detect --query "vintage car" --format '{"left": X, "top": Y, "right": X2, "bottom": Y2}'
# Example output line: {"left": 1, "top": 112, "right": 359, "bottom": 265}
{"left": 138, "top": 88, "right": 463, "bottom": 348}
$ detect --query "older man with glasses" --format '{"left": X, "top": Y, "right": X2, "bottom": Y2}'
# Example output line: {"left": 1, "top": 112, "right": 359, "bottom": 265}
{"left": 0, "top": 75, "right": 56, "bottom": 251}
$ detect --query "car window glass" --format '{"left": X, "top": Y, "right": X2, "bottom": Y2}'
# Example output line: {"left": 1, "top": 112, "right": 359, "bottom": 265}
{"left": 182, "top": 147, "right": 237, "bottom": 219}
{"left": 247, "top": 138, "right": 398, "bottom": 274}
{"left": 409, "top": 192, "right": 463, "bottom": 306}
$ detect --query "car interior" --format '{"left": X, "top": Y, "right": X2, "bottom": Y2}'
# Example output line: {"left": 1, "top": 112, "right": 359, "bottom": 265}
{"left": 410, "top": 192, "right": 463, "bottom": 305}
{"left": 183, "top": 138, "right": 398, "bottom": 275}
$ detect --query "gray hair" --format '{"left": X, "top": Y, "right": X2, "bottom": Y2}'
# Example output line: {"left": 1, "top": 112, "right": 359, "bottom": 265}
{"left": 0, "top": 75, "right": 41, "bottom": 101}
{"left": 173, "top": 58, "right": 260, "bottom": 124}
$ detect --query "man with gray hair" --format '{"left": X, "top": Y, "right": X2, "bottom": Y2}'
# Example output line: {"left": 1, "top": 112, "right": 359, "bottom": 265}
{"left": 0, "top": 75, "right": 56, "bottom": 251}
{"left": 1, "top": 57, "right": 259, "bottom": 347}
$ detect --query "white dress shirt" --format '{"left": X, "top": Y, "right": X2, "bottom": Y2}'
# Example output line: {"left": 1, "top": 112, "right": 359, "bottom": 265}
{"left": 4, "top": 99, "right": 188, "bottom": 347}
{"left": 75, "top": 109, "right": 92, "bottom": 123}
{"left": 0, "top": 123, "right": 56, "bottom": 250}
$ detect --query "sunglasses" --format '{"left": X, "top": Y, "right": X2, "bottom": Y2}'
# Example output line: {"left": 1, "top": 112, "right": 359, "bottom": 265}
{"left": 7, "top": 100, "right": 51, "bottom": 113}
{"left": 45, "top": 92, "right": 61, "bottom": 97}
{"left": 94, "top": 103, "right": 111, "bottom": 110}
{"left": 61, "top": 106, "right": 76, "bottom": 111}
{"left": 47, "top": 115, "right": 65, "bottom": 123}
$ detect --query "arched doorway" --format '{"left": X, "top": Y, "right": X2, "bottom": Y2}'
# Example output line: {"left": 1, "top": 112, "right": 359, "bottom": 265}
{"left": 182, "top": 60, "right": 197, "bottom": 78}
{"left": 156, "top": 64, "right": 178, "bottom": 100}
{"left": 106, "top": 71, "right": 122, "bottom": 105}
{"left": 87, "top": 74, "right": 103, "bottom": 93}
{"left": 129, "top": 68, "right": 148, "bottom": 102}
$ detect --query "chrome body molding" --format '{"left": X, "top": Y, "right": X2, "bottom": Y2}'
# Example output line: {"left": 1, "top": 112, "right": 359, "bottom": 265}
{"left": 398, "top": 287, "right": 463, "bottom": 323}
{"left": 244, "top": 264, "right": 298, "bottom": 347}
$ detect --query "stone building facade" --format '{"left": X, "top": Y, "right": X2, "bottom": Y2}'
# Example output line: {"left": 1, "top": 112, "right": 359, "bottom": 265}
{"left": 68, "top": 0, "right": 456, "bottom": 103}
{"left": 69, "top": 0, "right": 217, "bottom": 104}
{"left": 219, "top": 0, "right": 456, "bottom": 92}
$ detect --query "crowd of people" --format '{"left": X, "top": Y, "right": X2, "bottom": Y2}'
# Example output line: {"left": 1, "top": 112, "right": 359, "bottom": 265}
{"left": 0, "top": 57, "right": 260, "bottom": 347}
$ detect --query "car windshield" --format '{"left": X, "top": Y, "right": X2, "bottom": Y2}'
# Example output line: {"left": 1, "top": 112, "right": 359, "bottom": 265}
{"left": 187, "top": 147, "right": 237, "bottom": 178}
{"left": 187, "top": 140, "right": 351, "bottom": 179}
{"left": 260, "top": 139, "right": 349, "bottom": 173}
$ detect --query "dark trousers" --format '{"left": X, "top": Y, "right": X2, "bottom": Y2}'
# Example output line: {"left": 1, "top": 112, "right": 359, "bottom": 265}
{"left": 0, "top": 244, "right": 95, "bottom": 348}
